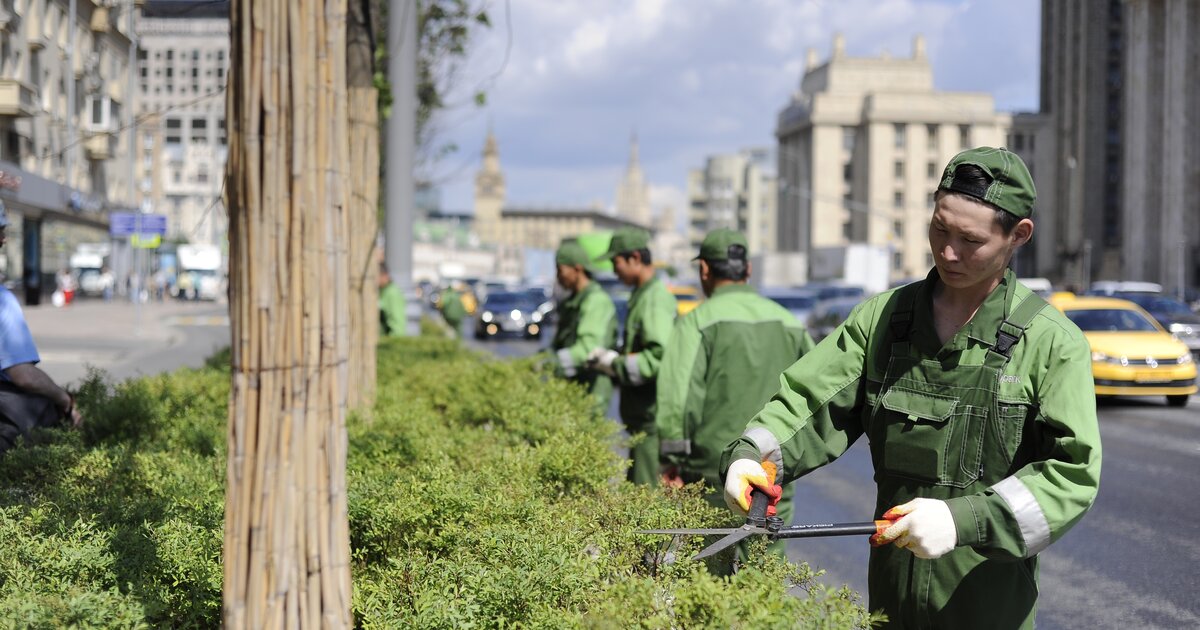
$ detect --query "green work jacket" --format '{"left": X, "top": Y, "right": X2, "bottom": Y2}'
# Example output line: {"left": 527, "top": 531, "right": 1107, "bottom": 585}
{"left": 723, "top": 269, "right": 1102, "bottom": 629}
{"left": 552, "top": 281, "right": 617, "bottom": 406}
{"left": 379, "top": 282, "right": 407, "bottom": 337}
{"left": 612, "top": 277, "right": 677, "bottom": 429}
{"left": 440, "top": 289, "right": 466, "bottom": 324}
{"left": 657, "top": 283, "right": 814, "bottom": 488}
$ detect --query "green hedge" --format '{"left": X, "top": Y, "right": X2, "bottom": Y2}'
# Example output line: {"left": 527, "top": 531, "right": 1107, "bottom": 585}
{"left": 0, "top": 337, "right": 879, "bottom": 628}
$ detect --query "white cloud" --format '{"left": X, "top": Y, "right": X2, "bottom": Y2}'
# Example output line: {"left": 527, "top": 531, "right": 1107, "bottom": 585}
{"left": 435, "top": 0, "right": 1040, "bottom": 213}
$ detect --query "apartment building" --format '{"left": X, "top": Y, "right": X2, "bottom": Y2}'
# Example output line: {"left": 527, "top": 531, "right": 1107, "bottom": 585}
{"left": 775, "top": 34, "right": 1009, "bottom": 283}
{"left": 686, "top": 148, "right": 777, "bottom": 256}
{"left": 0, "top": 0, "right": 136, "bottom": 298}
{"left": 135, "top": 0, "right": 227, "bottom": 247}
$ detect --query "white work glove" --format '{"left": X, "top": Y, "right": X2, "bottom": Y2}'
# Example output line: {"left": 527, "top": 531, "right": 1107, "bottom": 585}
{"left": 869, "top": 498, "right": 957, "bottom": 559}
{"left": 586, "top": 348, "right": 619, "bottom": 377}
{"left": 722, "top": 459, "right": 782, "bottom": 516}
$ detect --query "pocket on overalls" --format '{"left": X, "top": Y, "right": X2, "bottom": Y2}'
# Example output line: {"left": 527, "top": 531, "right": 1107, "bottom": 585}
{"left": 995, "top": 402, "right": 1031, "bottom": 470}
{"left": 879, "top": 388, "right": 985, "bottom": 487}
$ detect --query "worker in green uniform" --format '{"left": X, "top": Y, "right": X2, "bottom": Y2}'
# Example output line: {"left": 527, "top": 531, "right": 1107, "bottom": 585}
{"left": 378, "top": 263, "right": 407, "bottom": 337}
{"left": 721, "top": 147, "right": 1102, "bottom": 628}
{"left": 586, "top": 227, "right": 677, "bottom": 485}
{"left": 551, "top": 239, "right": 617, "bottom": 415}
{"left": 439, "top": 283, "right": 467, "bottom": 339}
{"left": 656, "top": 229, "right": 814, "bottom": 555}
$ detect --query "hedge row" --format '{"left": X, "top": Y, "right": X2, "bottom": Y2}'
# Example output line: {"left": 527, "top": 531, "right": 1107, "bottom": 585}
{"left": 0, "top": 336, "right": 878, "bottom": 628}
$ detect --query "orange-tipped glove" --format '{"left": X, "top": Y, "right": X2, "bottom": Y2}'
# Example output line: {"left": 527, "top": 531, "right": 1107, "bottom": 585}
{"left": 722, "top": 459, "right": 783, "bottom": 517}
{"left": 869, "top": 498, "right": 957, "bottom": 559}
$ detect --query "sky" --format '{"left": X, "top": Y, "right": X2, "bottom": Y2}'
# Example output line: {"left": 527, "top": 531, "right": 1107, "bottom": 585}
{"left": 426, "top": 0, "right": 1041, "bottom": 218}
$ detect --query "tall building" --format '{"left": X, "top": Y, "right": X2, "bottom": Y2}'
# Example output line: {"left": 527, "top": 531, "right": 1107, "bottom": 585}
{"left": 775, "top": 34, "right": 1009, "bottom": 283}
{"left": 0, "top": 0, "right": 136, "bottom": 300}
{"left": 614, "top": 133, "right": 650, "bottom": 227}
{"left": 471, "top": 131, "right": 646, "bottom": 272}
{"left": 1120, "top": 0, "right": 1200, "bottom": 293}
{"left": 1039, "top": 0, "right": 1200, "bottom": 292}
{"left": 136, "top": 1, "right": 229, "bottom": 247}
{"left": 1038, "top": 0, "right": 1124, "bottom": 288}
{"left": 686, "top": 148, "right": 776, "bottom": 256}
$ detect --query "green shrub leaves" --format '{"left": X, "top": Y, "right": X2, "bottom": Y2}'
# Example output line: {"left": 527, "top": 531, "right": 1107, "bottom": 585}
{"left": 0, "top": 337, "right": 878, "bottom": 628}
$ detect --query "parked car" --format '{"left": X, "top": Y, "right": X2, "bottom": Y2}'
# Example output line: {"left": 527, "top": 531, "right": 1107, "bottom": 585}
{"left": 1049, "top": 294, "right": 1197, "bottom": 407}
{"left": 474, "top": 291, "right": 544, "bottom": 340}
{"left": 806, "top": 296, "right": 862, "bottom": 343}
{"left": 763, "top": 288, "right": 819, "bottom": 325}
{"left": 1097, "top": 292, "right": 1200, "bottom": 361}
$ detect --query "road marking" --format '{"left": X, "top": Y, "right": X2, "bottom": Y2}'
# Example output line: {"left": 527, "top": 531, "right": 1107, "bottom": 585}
{"left": 166, "top": 315, "right": 230, "bottom": 327}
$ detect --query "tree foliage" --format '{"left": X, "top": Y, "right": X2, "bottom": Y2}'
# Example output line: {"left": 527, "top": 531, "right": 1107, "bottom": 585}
{"left": 375, "top": 0, "right": 492, "bottom": 166}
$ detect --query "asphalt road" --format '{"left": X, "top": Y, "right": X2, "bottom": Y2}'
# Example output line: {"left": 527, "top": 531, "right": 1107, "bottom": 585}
{"left": 468, "top": 326, "right": 1200, "bottom": 629}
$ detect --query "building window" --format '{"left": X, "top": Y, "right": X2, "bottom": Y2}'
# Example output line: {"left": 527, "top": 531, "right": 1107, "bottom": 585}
{"left": 894, "top": 160, "right": 904, "bottom": 179}
{"left": 196, "top": 167, "right": 208, "bottom": 184}
{"left": 959, "top": 124, "right": 971, "bottom": 149}
{"left": 894, "top": 123, "right": 906, "bottom": 149}
{"left": 926, "top": 253, "right": 934, "bottom": 268}
{"left": 928, "top": 161, "right": 938, "bottom": 179}
{"left": 190, "top": 118, "right": 208, "bottom": 144}
{"left": 926, "top": 124, "right": 938, "bottom": 150}
{"left": 843, "top": 221, "right": 854, "bottom": 241}
{"left": 893, "top": 220, "right": 904, "bottom": 238}
{"left": 927, "top": 192, "right": 936, "bottom": 207}
{"left": 893, "top": 252, "right": 904, "bottom": 271}
{"left": 166, "top": 49, "right": 174, "bottom": 61}
{"left": 842, "top": 126, "right": 856, "bottom": 152}
{"left": 218, "top": 118, "right": 226, "bottom": 145}
{"left": 165, "top": 117, "right": 182, "bottom": 144}
{"left": 1013, "top": 134, "right": 1025, "bottom": 151}
{"left": 192, "top": 49, "right": 200, "bottom": 61}
{"left": 172, "top": 168, "right": 181, "bottom": 184}
{"left": 894, "top": 191, "right": 904, "bottom": 209}
{"left": 843, "top": 162, "right": 853, "bottom": 182}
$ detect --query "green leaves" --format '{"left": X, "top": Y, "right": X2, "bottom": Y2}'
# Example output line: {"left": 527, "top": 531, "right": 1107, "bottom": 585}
{"left": 0, "top": 338, "right": 877, "bottom": 628}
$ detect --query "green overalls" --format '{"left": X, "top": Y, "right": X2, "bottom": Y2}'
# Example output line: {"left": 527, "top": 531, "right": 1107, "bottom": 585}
{"left": 867, "top": 279, "right": 1048, "bottom": 629}
{"left": 611, "top": 277, "right": 677, "bottom": 485}
{"left": 723, "top": 269, "right": 1102, "bottom": 629}
{"left": 552, "top": 281, "right": 617, "bottom": 415}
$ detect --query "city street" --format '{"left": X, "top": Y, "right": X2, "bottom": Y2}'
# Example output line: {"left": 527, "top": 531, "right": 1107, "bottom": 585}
{"left": 467, "top": 325, "right": 1200, "bottom": 629}
{"left": 25, "top": 301, "right": 1200, "bottom": 628}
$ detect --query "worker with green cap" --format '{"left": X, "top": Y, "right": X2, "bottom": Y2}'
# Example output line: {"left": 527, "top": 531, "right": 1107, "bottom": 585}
{"left": 438, "top": 282, "right": 468, "bottom": 338}
{"left": 586, "top": 227, "right": 677, "bottom": 485}
{"left": 378, "top": 263, "right": 407, "bottom": 337}
{"left": 721, "top": 147, "right": 1101, "bottom": 628}
{"left": 655, "top": 228, "right": 814, "bottom": 558}
{"left": 551, "top": 239, "right": 617, "bottom": 414}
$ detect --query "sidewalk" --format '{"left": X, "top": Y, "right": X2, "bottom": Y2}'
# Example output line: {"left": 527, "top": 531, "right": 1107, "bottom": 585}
{"left": 22, "top": 298, "right": 231, "bottom": 386}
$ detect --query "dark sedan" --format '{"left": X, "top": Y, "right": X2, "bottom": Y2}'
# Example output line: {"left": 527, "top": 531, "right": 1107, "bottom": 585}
{"left": 474, "top": 292, "right": 545, "bottom": 340}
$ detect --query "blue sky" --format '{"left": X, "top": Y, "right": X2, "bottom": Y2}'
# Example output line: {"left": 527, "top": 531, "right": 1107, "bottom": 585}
{"left": 427, "top": 0, "right": 1041, "bottom": 217}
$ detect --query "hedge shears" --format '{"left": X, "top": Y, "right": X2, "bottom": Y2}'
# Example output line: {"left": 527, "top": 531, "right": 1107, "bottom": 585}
{"left": 639, "top": 486, "right": 892, "bottom": 561}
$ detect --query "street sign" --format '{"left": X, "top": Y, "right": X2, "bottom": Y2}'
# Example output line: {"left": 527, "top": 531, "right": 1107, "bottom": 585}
{"left": 130, "top": 234, "right": 162, "bottom": 249}
{"left": 110, "top": 212, "right": 168, "bottom": 237}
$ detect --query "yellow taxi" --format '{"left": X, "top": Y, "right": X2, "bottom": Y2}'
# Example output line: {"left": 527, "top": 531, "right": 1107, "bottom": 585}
{"left": 1049, "top": 294, "right": 1197, "bottom": 406}
{"left": 669, "top": 285, "right": 703, "bottom": 316}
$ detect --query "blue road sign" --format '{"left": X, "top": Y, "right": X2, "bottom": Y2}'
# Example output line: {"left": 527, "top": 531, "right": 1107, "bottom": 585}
{"left": 110, "top": 212, "right": 168, "bottom": 237}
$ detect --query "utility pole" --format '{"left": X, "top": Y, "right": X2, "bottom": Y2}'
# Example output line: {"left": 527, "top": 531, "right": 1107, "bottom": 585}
{"left": 385, "top": 0, "right": 417, "bottom": 292}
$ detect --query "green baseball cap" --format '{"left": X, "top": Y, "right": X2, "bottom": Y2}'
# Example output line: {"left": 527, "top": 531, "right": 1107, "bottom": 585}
{"left": 694, "top": 228, "right": 749, "bottom": 261}
{"left": 596, "top": 226, "right": 651, "bottom": 261}
{"left": 938, "top": 146, "right": 1037, "bottom": 218}
{"left": 556, "top": 239, "right": 592, "bottom": 268}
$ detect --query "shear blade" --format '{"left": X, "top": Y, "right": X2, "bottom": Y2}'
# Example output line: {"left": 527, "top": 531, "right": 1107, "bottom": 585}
{"left": 637, "top": 528, "right": 743, "bottom": 536}
{"left": 692, "top": 529, "right": 758, "bottom": 560}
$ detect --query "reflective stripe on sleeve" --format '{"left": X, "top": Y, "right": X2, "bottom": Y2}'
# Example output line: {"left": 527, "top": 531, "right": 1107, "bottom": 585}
{"left": 743, "top": 427, "right": 783, "bottom": 473}
{"left": 557, "top": 348, "right": 577, "bottom": 378}
{"left": 992, "top": 476, "right": 1052, "bottom": 557}
{"left": 660, "top": 439, "right": 691, "bottom": 455}
{"left": 625, "top": 354, "right": 645, "bottom": 386}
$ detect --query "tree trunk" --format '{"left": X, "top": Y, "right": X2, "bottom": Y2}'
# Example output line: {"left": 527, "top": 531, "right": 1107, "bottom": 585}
{"left": 346, "top": 0, "right": 380, "bottom": 411}
{"left": 224, "top": 0, "right": 353, "bottom": 627}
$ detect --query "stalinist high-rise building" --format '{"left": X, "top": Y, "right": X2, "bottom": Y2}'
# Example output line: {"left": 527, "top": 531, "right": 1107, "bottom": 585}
{"left": 473, "top": 130, "right": 506, "bottom": 246}
{"left": 615, "top": 134, "right": 651, "bottom": 227}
